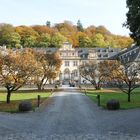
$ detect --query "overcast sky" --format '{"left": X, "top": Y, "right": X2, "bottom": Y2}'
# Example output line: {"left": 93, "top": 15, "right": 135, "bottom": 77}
{"left": 0, "top": 0, "right": 129, "bottom": 36}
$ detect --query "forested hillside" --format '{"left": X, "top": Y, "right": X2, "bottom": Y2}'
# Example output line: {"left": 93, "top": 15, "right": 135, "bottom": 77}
{"left": 0, "top": 21, "right": 133, "bottom": 48}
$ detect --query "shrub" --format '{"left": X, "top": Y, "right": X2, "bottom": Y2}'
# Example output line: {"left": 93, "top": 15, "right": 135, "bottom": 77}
{"left": 55, "top": 85, "right": 58, "bottom": 88}
{"left": 19, "top": 101, "right": 32, "bottom": 112}
{"left": 106, "top": 99, "right": 120, "bottom": 110}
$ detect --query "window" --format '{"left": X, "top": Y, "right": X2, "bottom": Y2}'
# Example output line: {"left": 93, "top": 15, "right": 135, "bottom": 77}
{"left": 128, "top": 57, "right": 130, "bottom": 62}
{"left": 134, "top": 49, "right": 137, "bottom": 53}
{"left": 65, "top": 61, "right": 69, "bottom": 66}
{"left": 103, "top": 54, "right": 108, "bottom": 57}
{"left": 74, "top": 71, "right": 78, "bottom": 77}
{"left": 73, "top": 70, "right": 78, "bottom": 77}
{"left": 102, "top": 49, "right": 107, "bottom": 52}
{"left": 109, "top": 49, "right": 114, "bottom": 52}
{"left": 82, "top": 61, "right": 86, "bottom": 65}
{"left": 73, "top": 61, "right": 78, "bottom": 66}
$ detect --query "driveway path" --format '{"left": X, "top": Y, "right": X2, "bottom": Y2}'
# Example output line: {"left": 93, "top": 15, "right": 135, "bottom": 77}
{"left": 0, "top": 85, "right": 140, "bottom": 139}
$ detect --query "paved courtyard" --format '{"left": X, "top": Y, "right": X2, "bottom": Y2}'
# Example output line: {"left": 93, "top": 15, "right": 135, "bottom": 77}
{"left": 0, "top": 85, "right": 140, "bottom": 140}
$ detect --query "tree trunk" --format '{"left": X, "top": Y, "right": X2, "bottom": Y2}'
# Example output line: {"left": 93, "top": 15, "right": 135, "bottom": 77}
{"left": 128, "top": 93, "right": 131, "bottom": 102}
{"left": 128, "top": 82, "right": 131, "bottom": 102}
{"left": 37, "top": 83, "right": 43, "bottom": 91}
{"left": 6, "top": 90, "right": 11, "bottom": 104}
{"left": 95, "top": 83, "right": 101, "bottom": 90}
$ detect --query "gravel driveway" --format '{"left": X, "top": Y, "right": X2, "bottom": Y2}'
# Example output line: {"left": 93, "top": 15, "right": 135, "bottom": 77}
{"left": 0, "top": 85, "right": 140, "bottom": 140}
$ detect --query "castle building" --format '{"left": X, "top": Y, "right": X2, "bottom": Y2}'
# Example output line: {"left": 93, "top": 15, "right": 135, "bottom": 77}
{"left": 1, "top": 42, "right": 139, "bottom": 85}
{"left": 45, "top": 42, "right": 120, "bottom": 84}
{"left": 110, "top": 44, "right": 140, "bottom": 64}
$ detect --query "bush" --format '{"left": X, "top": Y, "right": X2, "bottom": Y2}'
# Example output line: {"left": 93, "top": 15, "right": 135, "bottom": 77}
{"left": 19, "top": 101, "right": 32, "bottom": 112}
{"left": 106, "top": 99, "right": 120, "bottom": 110}
{"left": 55, "top": 85, "right": 58, "bottom": 88}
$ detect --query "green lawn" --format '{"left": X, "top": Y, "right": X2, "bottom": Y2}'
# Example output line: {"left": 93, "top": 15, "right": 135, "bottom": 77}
{"left": 0, "top": 90, "right": 51, "bottom": 113}
{"left": 86, "top": 88, "right": 140, "bottom": 109}
{"left": 0, "top": 92, "right": 51, "bottom": 101}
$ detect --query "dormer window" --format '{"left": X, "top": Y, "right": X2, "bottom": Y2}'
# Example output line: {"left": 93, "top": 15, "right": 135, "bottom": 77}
{"left": 103, "top": 54, "right": 108, "bottom": 57}
{"left": 103, "top": 49, "right": 107, "bottom": 52}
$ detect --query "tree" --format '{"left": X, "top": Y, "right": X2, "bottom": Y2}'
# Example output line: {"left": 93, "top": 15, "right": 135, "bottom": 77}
{"left": 77, "top": 20, "right": 84, "bottom": 32}
{"left": 79, "top": 61, "right": 107, "bottom": 90}
{"left": 36, "top": 33, "right": 51, "bottom": 48}
{"left": 46, "top": 21, "right": 51, "bottom": 27}
{"left": 33, "top": 52, "right": 62, "bottom": 90}
{"left": 15, "top": 26, "right": 39, "bottom": 47}
{"left": 79, "top": 35, "right": 92, "bottom": 48}
{"left": 50, "top": 33, "right": 66, "bottom": 47}
{"left": 92, "top": 33, "right": 106, "bottom": 47}
{"left": 32, "top": 25, "right": 56, "bottom": 35}
{"left": 0, "top": 24, "right": 21, "bottom": 48}
{"left": 113, "top": 35, "right": 133, "bottom": 48}
{"left": 111, "top": 62, "right": 140, "bottom": 102}
{"left": 125, "top": 0, "right": 140, "bottom": 44}
{"left": 0, "top": 49, "right": 38, "bottom": 103}
{"left": 104, "top": 60, "right": 140, "bottom": 102}
{"left": 96, "top": 26, "right": 111, "bottom": 36}
{"left": 85, "top": 26, "right": 96, "bottom": 38}
{"left": 125, "top": 0, "right": 140, "bottom": 45}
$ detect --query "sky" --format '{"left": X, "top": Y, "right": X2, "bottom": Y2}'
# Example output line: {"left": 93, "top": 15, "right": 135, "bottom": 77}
{"left": 0, "top": 0, "right": 130, "bottom": 36}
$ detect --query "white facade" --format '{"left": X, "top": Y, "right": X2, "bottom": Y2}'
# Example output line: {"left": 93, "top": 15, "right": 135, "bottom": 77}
{"left": 57, "top": 42, "right": 97, "bottom": 84}
{"left": 46, "top": 42, "right": 120, "bottom": 85}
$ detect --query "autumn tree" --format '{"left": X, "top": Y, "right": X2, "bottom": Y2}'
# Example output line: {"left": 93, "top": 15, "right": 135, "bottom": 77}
{"left": 109, "top": 61, "right": 140, "bottom": 102}
{"left": 85, "top": 26, "right": 96, "bottom": 38}
{"left": 33, "top": 51, "right": 62, "bottom": 90}
{"left": 0, "top": 22, "right": 133, "bottom": 49}
{"left": 113, "top": 35, "right": 133, "bottom": 48}
{"left": 50, "top": 33, "right": 66, "bottom": 47}
{"left": 79, "top": 61, "right": 107, "bottom": 90}
{"left": 32, "top": 25, "right": 56, "bottom": 35}
{"left": 96, "top": 26, "right": 111, "bottom": 36}
{"left": 36, "top": 33, "right": 51, "bottom": 48}
{"left": 0, "top": 49, "right": 38, "bottom": 103}
{"left": 0, "top": 24, "right": 21, "bottom": 48}
{"left": 125, "top": 0, "right": 140, "bottom": 44}
{"left": 54, "top": 21, "right": 78, "bottom": 47}
{"left": 54, "top": 21, "right": 76, "bottom": 36}
{"left": 15, "top": 26, "right": 39, "bottom": 47}
{"left": 79, "top": 36, "right": 92, "bottom": 48}
{"left": 91, "top": 33, "right": 106, "bottom": 47}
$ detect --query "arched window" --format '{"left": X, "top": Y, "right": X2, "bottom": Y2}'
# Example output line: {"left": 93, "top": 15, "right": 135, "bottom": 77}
{"left": 64, "top": 68, "right": 70, "bottom": 79}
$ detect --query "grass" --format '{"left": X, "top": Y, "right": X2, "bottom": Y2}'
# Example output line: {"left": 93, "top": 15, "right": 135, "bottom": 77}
{"left": 0, "top": 90, "right": 51, "bottom": 113}
{"left": 86, "top": 88, "right": 140, "bottom": 109}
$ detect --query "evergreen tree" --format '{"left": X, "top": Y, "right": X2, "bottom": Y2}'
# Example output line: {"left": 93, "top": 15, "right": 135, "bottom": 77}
{"left": 46, "top": 21, "right": 51, "bottom": 27}
{"left": 125, "top": 0, "right": 140, "bottom": 44}
{"left": 77, "top": 20, "right": 84, "bottom": 32}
